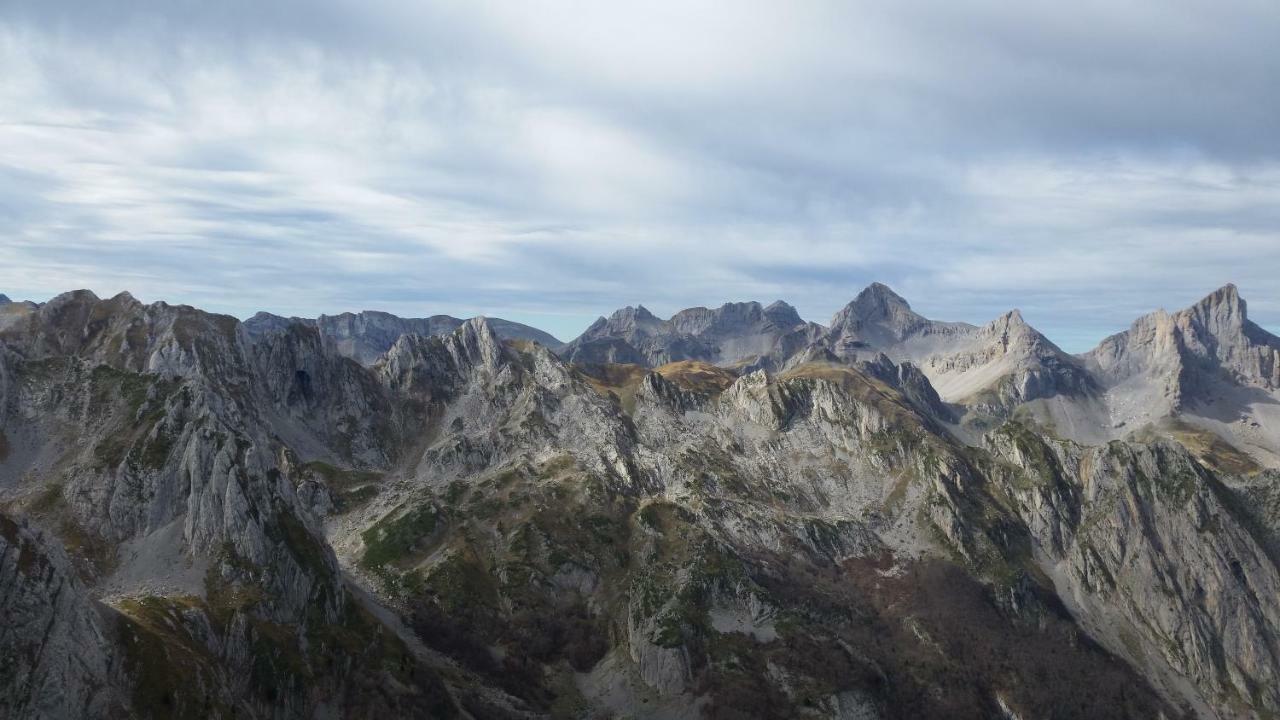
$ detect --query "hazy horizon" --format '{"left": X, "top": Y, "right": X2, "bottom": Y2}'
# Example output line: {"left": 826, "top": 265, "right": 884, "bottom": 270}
{"left": 3, "top": 280, "right": 1271, "bottom": 354}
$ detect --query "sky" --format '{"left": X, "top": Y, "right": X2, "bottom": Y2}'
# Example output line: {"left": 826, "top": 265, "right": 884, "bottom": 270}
{"left": 2, "top": 1, "right": 1279, "bottom": 349}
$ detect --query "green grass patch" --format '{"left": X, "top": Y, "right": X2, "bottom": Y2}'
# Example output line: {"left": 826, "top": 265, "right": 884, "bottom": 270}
{"left": 360, "top": 503, "right": 440, "bottom": 569}
{"left": 423, "top": 550, "right": 499, "bottom": 615}
{"left": 301, "top": 461, "right": 382, "bottom": 489}
{"left": 301, "top": 461, "right": 383, "bottom": 512}
{"left": 28, "top": 483, "right": 64, "bottom": 513}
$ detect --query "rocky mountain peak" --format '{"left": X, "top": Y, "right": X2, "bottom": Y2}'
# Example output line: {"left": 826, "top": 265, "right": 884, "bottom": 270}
{"left": 1196, "top": 282, "right": 1241, "bottom": 310}
{"left": 446, "top": 316, "right": 506, "bottom": 370}
{"left": 578, "top": 305, "right": 667, "bottom": 344}
{"left": 853, "top": 281, "right": 912, "bottom": 312}
{"left": 763, "top": 300, "right": 803, "bottom": 326}
{"left": 715, "top": 300, "right": 764, "bottom": 317}
{"left": 45, "top": 288, "right": 99, "bottom": 311}
{"left": 244, "top": 310, "right": 292, "bottom": 330}
{"left": 997, "top": 308, "right": 1026, "bottom": 325}
{"left": 832, "top": 282, "right": 917, "bottom": 329}
{"left": 983, "top": 309, "right": 1039, "bottom": 345}
{"left": 827, "top": 283, "right": 928, "bottom": 349}
{"left": 607, "top": 304, "right": 659, "bottom": 325}
{"left": 1179, "top": 282, "right": 1247, "bottom": 337}
{"left": 1080, "top": 283, "right": 1280, "bottom": 437}
{"left": 378, "top": 315, "right": 511, "bottom": 397}
{"left": 0, "top": 293, "right": 10, "bottom": 304}
{"left": 566, "top": 298, "right": 819, "bottom": 369}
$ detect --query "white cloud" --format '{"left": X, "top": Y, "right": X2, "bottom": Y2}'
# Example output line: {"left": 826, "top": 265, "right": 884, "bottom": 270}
{"left": 0, "top": 1, "right": 1278, "bottom": 348}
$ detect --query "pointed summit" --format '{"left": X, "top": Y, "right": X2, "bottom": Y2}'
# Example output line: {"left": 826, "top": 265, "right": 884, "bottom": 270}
{"left": 829, "top": 283, "right": 923, "bottom": 340}
{"left": 1183, "top": 283, "right": 1246, "bottom": 333}
{"left": 1198, "top": 282, "right": 1240, "bottom": 307}
{"left": 850, "top": 282, "right": 912, "bottom": 316}
{"left": 763, "top": 300, "right": 802, "bottom": 326}
{"left": 609, "top": 305, "right": 658, "bottom": 323}
{"left": 987, "top": 308, "right": 1029, "bottom": 331}
{"left": 459, "top": 317, "right": 506, "bottom": 366}
{"left": 0, "top": 294, "right": 10, "bottom": 304}
{"left": 1083, "top": 283, "right": 1280, "bottom": 432}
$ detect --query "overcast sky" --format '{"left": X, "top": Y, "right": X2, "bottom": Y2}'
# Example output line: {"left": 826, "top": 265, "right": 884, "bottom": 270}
{"left": 2, "top": 1, "right": 1279, "bottom": 348}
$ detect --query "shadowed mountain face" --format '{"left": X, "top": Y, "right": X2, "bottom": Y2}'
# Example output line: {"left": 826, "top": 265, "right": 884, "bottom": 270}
{"left": 245, "top": 309, "right": 563, "bottom": 365}
{"left": 559, "top": 300, "right": 824, "bottom": 369}
{"left": 2, "top": 286, "right": 1280, "bottom": 720}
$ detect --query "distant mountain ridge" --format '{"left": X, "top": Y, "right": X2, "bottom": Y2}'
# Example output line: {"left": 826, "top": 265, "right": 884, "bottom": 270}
{"left": 818, "top": 283, "right": 1096, "bottom": 406}
{"left": 244, "top": 309, "right": 563, "bottom": 365}
{"left": 559, "top": 300, "right": 823, "bottom": 368}
{"left": 561, "top": 282, "right": 1280, "bottom": 463}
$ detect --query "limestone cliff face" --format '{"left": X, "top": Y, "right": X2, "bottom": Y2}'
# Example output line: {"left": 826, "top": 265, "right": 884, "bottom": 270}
{"left": 1068, "top": 285, "right": 1280, "bottom": 468}
{"left": 379, "top": 318, "right": 647, "bottom": 497}
{"left": 987, "top": 427, "right": 1280, "bottom": 716}
{"left": 251, "top": 322, "right": 396, "bottom": 467}
{"left": 0, "top": 292, "right": 338, "bottom": 605}
{"left": 1085, "top": 284, "right": 1280, "bottom": 407}
{"left": 0, "top": 291, "right": 458, "bottom": 718}
{"left": 1172, "top": 284, "right": 1280, "bottom": 390}
{"left": 0, "top": 512, "right": 124, "bottom": 720}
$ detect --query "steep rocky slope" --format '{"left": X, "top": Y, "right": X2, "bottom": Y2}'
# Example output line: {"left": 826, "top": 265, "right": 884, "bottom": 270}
{"left": 0, "top": 291, "right": 464, "bottom": 718}
{"left": 2, "top": 287, "right": 1279, "bottom": 719}
{"left": 984, "top": 426, "right": 1280, "bottom": 716}
{"left": 0, "top": 512, "right": 123, "bottom": 718}
{"left": 337, "top": 329, "right": 1183, "bottom": 719}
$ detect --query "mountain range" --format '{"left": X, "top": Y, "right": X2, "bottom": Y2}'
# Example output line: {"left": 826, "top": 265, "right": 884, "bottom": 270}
{"left": 244, "top": 310, "right": 563, "bottom": 365}
{"left": 2, "top": 283, "right": 1279, "bottom": 719}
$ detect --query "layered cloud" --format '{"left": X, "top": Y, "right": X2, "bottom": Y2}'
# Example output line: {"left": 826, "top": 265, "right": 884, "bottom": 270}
{"left": 2, "top": 1, "right": 1278, "bottom": 347}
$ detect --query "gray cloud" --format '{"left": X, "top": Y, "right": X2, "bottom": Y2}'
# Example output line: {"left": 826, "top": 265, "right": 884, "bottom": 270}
{"left": 1, "top": 1, "right": 1278, "bottom": 347}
